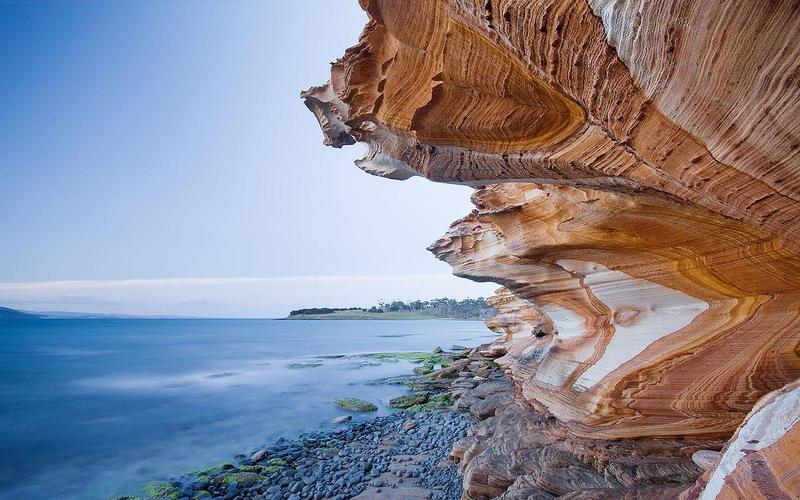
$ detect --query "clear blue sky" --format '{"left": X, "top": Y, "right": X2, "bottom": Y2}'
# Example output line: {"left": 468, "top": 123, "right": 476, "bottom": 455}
{"left": 0, "top": 1, "right": 494, "bottom": 316}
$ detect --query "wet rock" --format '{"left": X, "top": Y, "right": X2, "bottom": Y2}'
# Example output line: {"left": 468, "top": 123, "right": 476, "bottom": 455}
{"left": 430, "top": 359, "right": 470, "bottom": 379}
{"left": 390, "top": 393, "right": 429, "bottom": 409}
{"left": 288, "top": 362, "right": 323, "bottom": 369}
{"left": 333, "top": 397, "right": 377, "bottom": 412}
{"left": 413, "top": 363, "right": 435, "bottom": 375}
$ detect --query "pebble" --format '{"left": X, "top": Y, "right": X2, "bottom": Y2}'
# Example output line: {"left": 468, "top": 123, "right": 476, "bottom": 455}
{"left": 134, "top": 344, "right": 506, "bottom": 500}
{"left": 168, "top": 410, "right": 468, "bottom": 500}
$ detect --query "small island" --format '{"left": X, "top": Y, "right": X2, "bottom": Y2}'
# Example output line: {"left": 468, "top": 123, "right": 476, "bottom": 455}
{"left": 283, "top": 297, "right": 494, "bottom": 320}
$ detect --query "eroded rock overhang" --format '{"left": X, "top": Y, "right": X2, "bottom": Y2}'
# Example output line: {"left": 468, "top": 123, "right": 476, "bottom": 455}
{"left": 302, "top": 0, "right": 800, "bottom": 496}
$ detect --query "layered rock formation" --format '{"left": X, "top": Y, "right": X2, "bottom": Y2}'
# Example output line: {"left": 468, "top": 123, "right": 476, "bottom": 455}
{"left": 681, "top": 379, "right": 800, "bottom": 500}
{"left": 303, "top": 0, "right": 800, "bottom": 497}
{"left": 428, "top": 182, "right": 800, "bottom": 440}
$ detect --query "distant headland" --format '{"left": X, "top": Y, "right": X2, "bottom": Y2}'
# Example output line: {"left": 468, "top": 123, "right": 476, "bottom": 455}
{"left": 283, "top": 298, "right": 494, "bottom": 320}
{"left": 0, "top": 307, "right": 43, "bottom": 320}
{"left": 0, "top": 307, "right": 201, "bottom": 320}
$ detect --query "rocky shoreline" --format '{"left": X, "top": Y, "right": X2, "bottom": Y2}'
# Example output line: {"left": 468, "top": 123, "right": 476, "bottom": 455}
{"left": 168, "top": 410, "right": 472, "bottom": 500}
{"left": 124, "top": 345, "right": 505, "bottom": 500}
{"left": 121, "top": 342, "right": 724, "bottom": 500}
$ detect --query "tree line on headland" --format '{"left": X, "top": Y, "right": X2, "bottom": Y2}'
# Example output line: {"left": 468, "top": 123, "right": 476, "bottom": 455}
{"left": 288, "top": 297, "right": 495, "bottom": 320}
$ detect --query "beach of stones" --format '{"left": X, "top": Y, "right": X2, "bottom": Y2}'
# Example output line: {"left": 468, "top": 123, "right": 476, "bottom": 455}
{"left": 131, "top": 344, "right": 504, "bottom": 500}
{"left": 186, "top": 411, "right": 470, "bottom": 500}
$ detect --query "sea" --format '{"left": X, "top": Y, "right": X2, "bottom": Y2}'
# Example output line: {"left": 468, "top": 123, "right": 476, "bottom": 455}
{"left": 0, "top": 319, "right": 493, "bottom": 499}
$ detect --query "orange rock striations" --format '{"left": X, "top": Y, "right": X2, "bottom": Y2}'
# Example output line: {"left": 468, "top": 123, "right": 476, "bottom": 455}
{"left": 428, "top": 183, "right": 800, "bottom": 439}
{"left": 304, "top": 0, "right": 800, "bottom": 239}
{"left": 680, "top": 379, "right": 800, "bottom": 500}
{"left": 303, "top": 0, "right": 800, "bottom": 497}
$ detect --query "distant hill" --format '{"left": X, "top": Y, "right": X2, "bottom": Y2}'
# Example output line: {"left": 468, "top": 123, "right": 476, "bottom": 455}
{"left": 286, "top": 297, "right": 495, "bottom": 320}
{"left": 0, "top": 307, "right": 42, "bottom": 320}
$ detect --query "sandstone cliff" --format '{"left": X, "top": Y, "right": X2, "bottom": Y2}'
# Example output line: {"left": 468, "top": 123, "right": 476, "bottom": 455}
{"left": 303, "top": 0, "right": 800, "bottom": 497}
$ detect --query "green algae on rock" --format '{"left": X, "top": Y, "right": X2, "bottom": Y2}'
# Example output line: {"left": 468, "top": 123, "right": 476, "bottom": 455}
{"left": 389, "top": 393, "right": 429, "bottom": 408}
{"left": 404, "top": 393, "right": 457, "bottom": 413}
{"left": 333, "top": 397, "right": 377, "bottom": 411}
{"left": 413, "top": 363, "right": 435, "bottom": 375}
{"left": 142, "top": 480, "right": 180, "bottom": 499}
{"left": 220, "top": 472, "right": 264, "bottom": 487}
{"left": 364, "top": 350, "right": 445, "bottom": 366}
{"left": 287, "top": 362, "right": 323, "bottom": 369}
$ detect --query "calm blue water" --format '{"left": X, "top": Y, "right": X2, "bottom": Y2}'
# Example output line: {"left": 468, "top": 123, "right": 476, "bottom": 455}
{"left": 0, "top": 319, "right": 493, "bottom": 499}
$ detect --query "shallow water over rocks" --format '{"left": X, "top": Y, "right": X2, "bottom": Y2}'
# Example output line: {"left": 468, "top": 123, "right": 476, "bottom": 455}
{"left": 0, "top": 319, "right": 490, "bottom": 499}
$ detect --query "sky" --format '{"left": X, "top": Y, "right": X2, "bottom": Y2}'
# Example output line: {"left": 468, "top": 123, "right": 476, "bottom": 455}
{"left": 0, "top": 1, "right": 496, "bottom": 317}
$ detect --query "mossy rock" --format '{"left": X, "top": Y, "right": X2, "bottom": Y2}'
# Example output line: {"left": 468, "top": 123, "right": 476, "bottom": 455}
{"left": 143, "top": 481, "right": 180, "bottom": 499}
{"left": 221, "top": 472, "right": 264, "bottom": 487}
{"left": 430, "top": 393, "right": 456, "bottom": 404}
{"left": 334, "top": 397, "right": 377, "bottom": 411}
{"left": 193, "top": 491, "right": 212, "bottom": 499}
{"left": 405, "top": 392, "right": 456, "bottom": 412}
{"left": 389, "top": 393, "right": 429, "bottom": 409}
{"left": 413, "top": 363, "right": 435, "bottom": 375}
{"left": 343, "top": 360, "right": 381, "bottom": 369}
{"left": 268, "top": 458, "right": 287, "bottom": 466}
{"left": 365, "top": 352, "right": 442, "bottom": 365}
{"left": 288, "top": 362, "right": 323, "bottom": 369}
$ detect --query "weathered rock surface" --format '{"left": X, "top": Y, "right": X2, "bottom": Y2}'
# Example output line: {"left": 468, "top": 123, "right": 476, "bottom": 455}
{"left": 304, "top": 0, "right": 800, "bottom": 497}
{"left": 428, "top": 182, "right": 800, "bottom": 440}
{"left": 681, "top": 379, "right": 800, "bottom": 500}
{"left": 448, "top": 355, "right": 724, "bottom": 499}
